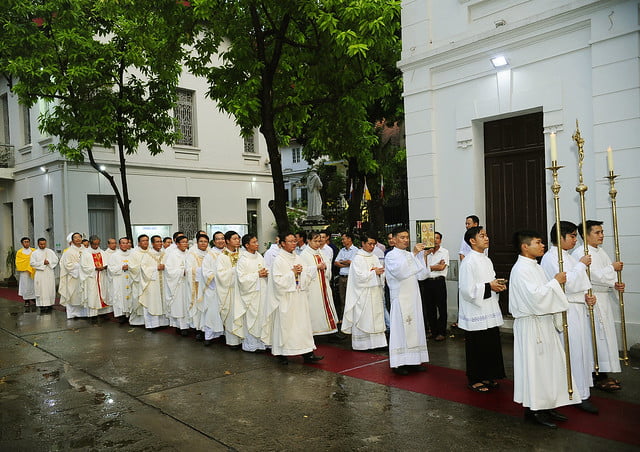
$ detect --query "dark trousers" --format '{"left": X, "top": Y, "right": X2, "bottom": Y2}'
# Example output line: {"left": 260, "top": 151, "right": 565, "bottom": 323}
{"left": 418, "top": 277, "right": 448, "bottom": 337}
{"left": 337, "top": 275, "right": 348, "bottom": 321}
{"left": 464, "top": 326, "right": 506, "bottom": 384}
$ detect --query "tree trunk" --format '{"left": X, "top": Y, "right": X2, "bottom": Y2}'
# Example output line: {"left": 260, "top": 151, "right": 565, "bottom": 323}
{"left": 262, "top": 122, "right": 290, "bottom": 235}
{"left": 346, "top": 158, "right": 364, "bottom": 232}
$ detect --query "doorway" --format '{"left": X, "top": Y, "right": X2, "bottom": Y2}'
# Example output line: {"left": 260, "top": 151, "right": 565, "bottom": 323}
{"left": 484, "top": 111, "right": 547, "bottom": 313}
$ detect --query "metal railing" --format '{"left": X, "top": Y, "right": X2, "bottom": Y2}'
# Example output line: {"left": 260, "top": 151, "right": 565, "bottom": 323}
{"left": 0, "top": 144, "right": 15, "bottom": 168}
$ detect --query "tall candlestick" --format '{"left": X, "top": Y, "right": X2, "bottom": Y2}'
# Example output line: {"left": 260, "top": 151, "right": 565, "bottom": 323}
{"left": 607, "top": 146, "right": 614, "bottom": 172}
{"left": 550, "top": 133, "right": 558, "bottom": 162}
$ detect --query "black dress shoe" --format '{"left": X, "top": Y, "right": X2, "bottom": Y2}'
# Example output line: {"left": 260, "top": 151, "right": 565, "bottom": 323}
{"left": 578, "top": 399, "right": 599, "bottom": 414}
{"left": 180, "top": 329, "right": 189, "bottom": 337}
{"left": 408, "top": 364, "right": 427, "bottom": 372}
{"left": 547, "top": 409, "right": 568, "bottom": 422}
{"left": 277, "top": 356, "right": 289, "bottom": 365}
{"left": 203, "top": 339, "right": 213, "bottom": 347}
{"left": 525, "top": 409, "right": 557, "bottom": 429}
{"left": 227, "top": 344, "right": 241, "bottom": 350}
{"left": 303, "top": 353, "right": 324, "bottom": 363}
{"left": 392, "top": 366, "right": 410, "bottom": 376}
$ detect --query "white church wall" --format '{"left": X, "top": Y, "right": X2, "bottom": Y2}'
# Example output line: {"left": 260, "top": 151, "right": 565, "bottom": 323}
{"left": 400, "top": 0, "right": 640, "bottom": 341}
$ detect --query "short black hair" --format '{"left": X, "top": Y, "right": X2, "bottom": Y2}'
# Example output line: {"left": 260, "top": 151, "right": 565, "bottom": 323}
{"left": 435, "top": 231, "right": 442, "bottom": 240}
{"left": 197, "top": 234, "right": 210, "bottom": 242}
{"left": 342, "top": 232, "right": 355, "bottom": 241}
{"left": 550, "top": 221, "right": 578, "bottom": 246}
{"left": 361, "top": 232, "right": 377, "bottom": 243}
{"left": 37, "top": 237, "right": 46, "bottom": 243}
{"left": 241, "top": 233, "right": 256, "bottom": 248}
{"left": 20, "top": 237, "right": 30, "bottom": 243}
{"left": 464, "top": 226, "right": 483, "bottom": 246}
{"left": 163, "top": 236, "right": 172, "bottom": 242}
{"left": 391, "top": 226, "right": 408, "bottom": 237}
{"left": 119, "top": 237, "right": 128, "bottom": 244}
{"left": 308, "top": 231, "right": 321, "bottom": 241}
{"left": 295, "top": 230, "right": 307, "bottom": 241}
{"left": 175, "top": 236, "right": 188, "bottom": 244}
{"left": 89, "top": 235, "right": 100, "bottom": 243}
{"left": 279, "top": 232, "right": 294, "bottom": 244}
{"left": 151, "top": 235, "right": 162, "bottom": 243}
{"left": 173, "top": 231, "right": 184, "bottom": 240}
{"left": 224, "top": 230, "right": 239, "bottom": 242}
{"left": 513, "top": 230, "right": 542, "bottom": 253}
{"left": 578, "top": 220, "right": 603, "bottom": 239}
{"left": 466, "top": 215, "right": 480, "bottom": 225}
{"left": 137, "top": 234, "right": 149, "bottom": 243}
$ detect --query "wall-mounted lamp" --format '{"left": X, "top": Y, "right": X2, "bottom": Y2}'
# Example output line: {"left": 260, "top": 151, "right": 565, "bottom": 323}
{"left": 40, "top": 166, "right": 47, "bottom": 173}
{"left": 252, "top": 177, "right": 257, "bottom": 182}
{"left": 490, "top": 56, "right": 508, "bottom": 68}
{"left": 99, "top": 165, "right": 106, "bottom": 172}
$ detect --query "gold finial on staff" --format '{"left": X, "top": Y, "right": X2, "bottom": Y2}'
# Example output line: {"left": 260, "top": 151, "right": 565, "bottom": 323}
{"left": 605, "top": 158, "right": 630, "bottom": 365}
{"left": 573, "top": 120, "right": 600, "bottom": 375}
{"left": 547, "top": 132, "right": 573, "bottom": 399}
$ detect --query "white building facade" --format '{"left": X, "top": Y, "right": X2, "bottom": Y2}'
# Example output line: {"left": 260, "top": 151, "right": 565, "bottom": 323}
{"left": 399, "top": 0, "right": 640, "bottom": 342}
{"left": 0, "top": 70, "right": 276, "bottom": 277}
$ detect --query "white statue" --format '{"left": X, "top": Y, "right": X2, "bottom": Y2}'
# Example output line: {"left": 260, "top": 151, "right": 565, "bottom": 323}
{"left": 306, "top": 170, "right": 323, "bottom": 220}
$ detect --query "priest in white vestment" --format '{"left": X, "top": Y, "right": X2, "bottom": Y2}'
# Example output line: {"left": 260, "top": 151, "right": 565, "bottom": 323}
{"left": 202, "top": 245, "right": 224, "bottom": 345}
{"left": 573, "top": 220, "right": 624, "bottom": 389}
{"left": 458, "top": 227, "right": 506, "bottom": 392}
{"left": 300, "top": 232, "right": 339, "bottom": 336}
{"left": 236, "top": 234, "right": 268, "bottom": 352}
{"left": 108, "top": 238, "right": 134, "bottom": 322}
{"left": 30, "top": 238, "right": 59, "bottom": 312}
{"left": 102, "top": 238, "right": 117, "bottom": 306}
{"left": 59, "top": 233, "right": 94, "bottom": 319}
{"left": 129, "top": 235, "right": 169, "bottom": 329}
{"left": 263, "top": 233, "right": 323, "bottom": 365}
{"left": 16, "top": 237, "right": 36, "bottom": 307}
{"left": 187, "top": 234, "right": 211, "bottom": 338}
{"left": 510, "top": 230, "right": 580, "bottom": 428}
{"left": 215, "top": 231, "right": 245, "bottom": 347}
{"left": 263, "top": 237, "right": 281, "bottom": 271}
{"left": 164, "top": 236, "right": 192, "bottom": 335}
{"left": 541, "top": 221, "right": 598, "bottom": 413}
{"left": 342, "top": 234, "right": 387, "bottom": 350}
{"left": 385, "top": 228, "right": 429, "bottom": 375}
{"left": 82, "top": 236, "right": 113, "bottom": 320}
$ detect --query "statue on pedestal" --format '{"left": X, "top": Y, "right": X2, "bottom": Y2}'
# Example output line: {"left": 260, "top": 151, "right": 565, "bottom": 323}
{"left": 306, "top": 170, "right": 323, "bottom": 221}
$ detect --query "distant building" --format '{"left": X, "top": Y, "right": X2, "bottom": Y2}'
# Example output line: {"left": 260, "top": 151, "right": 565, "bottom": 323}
{"left": 0, "top": 72, "right": 276, "bottom": 277}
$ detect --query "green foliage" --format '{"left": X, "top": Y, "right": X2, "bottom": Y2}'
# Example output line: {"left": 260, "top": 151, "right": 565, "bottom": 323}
{"left": 187, "top": 0, "right": 402, "bottom": 233}
{"left": 2, "top": 0, "right": 191, "bottom": 159}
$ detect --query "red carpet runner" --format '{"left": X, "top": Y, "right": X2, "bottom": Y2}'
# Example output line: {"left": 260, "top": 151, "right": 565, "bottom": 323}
{"left": 308, "top": 344, "right": 640, "bottom": 446}
{"left": 1, "top": 288, "right": 637, "bottom": 446}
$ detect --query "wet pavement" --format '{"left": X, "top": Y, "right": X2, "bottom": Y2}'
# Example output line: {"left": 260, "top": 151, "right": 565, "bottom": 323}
{"left": 1, "top": 294, "right": 639, "bottom": 451}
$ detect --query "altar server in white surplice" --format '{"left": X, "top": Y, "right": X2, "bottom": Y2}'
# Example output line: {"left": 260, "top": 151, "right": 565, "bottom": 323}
{"left": 30, "top": 238, "right": 59, "bottom": 313}
{"left": 264, "top": 233, "right": 323, "bottom": 365}
{"left": 510, "top": 230, "right": 580, "bottom": 429}
{"left": 16, "top": 237, "right": 36, "bottom": 307}
{"left": 263, "top": 236, "right": 280, "bottom": 271}
{"left": 384, "top": 227, "right": 429, "bottom": 375}
{"left": 108, "top": 238, "right": 134, "bottom": 322}
{"left": 300, "top": 231, "right": 339, "bottom": 336}
{"left": 164, "top": 235, "right": 192, "bottom": 335}
{"left": 129, "top": 235, "right": 169, "bottom": 329}
{"left": 541, "top": 221, "right": 599, "bottom": 414}
{"left": 59, "top": 233, "right": 94, "bottom": 319}
{"left": 83, "top": 235, "right": 113, "bottom": 319}
{"left": 236, "top": 234, "right": 268, "bottom": 352}
{"left": 342, "top": 233, "right": 387, "bottom": 350}
{"left": 458, "top": 226, "right": 506, "bottom": 393}
{"left": 573, "top": 220, "right": 624, "bottom": 391}
{"left": 187, "top": 234, "right": 211, "bottom": 339}
{"left": 215, "top": 231, "right": 245, "bottom": 347}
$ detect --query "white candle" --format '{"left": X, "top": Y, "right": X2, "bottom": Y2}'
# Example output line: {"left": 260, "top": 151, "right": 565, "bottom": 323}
{"left": 550, "top": 133, "right": 557, "bottom": 162}
{"left": 607, "top": 146, "right": 614, "bottom": 172}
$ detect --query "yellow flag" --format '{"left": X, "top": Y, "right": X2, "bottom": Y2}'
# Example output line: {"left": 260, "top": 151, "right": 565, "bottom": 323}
{"left": 363, "top": 179, "right": 371, "bottom": 201}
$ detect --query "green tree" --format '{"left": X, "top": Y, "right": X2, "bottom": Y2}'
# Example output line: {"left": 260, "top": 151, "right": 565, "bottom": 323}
{"left": 2, "top": 0, "right": 192, "bottom": 239}
{"left": 188, "top": 0, "right": 402, "bottom": 235}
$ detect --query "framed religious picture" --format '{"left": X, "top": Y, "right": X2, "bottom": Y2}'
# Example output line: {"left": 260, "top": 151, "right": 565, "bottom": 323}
{"left": 416, "top": 220, "right": 436, "bottom": 248}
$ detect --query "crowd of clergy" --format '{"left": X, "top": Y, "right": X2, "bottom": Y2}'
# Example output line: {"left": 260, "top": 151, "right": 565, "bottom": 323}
{"left": 13, "top": 214, "right": 626, "bottom": 429}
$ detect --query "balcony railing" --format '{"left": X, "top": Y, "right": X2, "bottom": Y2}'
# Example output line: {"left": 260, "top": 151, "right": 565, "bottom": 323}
{"left": 0, "top": 144, "right": 15, "bottom": 168}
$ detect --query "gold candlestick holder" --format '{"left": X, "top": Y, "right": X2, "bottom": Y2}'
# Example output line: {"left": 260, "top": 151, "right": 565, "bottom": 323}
{"left": 606, "top": 171, "right": 629, "bottom": 366}
{"left": 547, "top": 160, "right": 573, "bottom": 400}
{"left": 573, "top": 121, "right": 599, "bottom": 375}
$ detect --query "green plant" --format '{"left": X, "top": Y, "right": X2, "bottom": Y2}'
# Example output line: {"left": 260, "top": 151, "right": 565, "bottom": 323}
{"left": 6, "top": 245, "right": 16, "bottom": 278}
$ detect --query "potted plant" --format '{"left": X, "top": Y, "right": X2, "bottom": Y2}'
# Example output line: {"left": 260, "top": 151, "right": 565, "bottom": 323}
{"left": 3, "top": 246, "right": 17, "bottom": 287}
